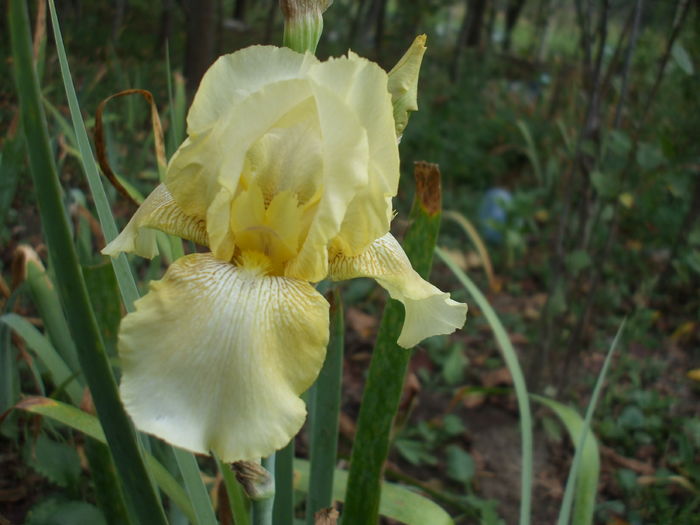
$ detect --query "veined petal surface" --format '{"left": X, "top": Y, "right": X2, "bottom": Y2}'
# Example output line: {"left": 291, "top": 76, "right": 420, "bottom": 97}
{"left": 329, "top": 233, "right": 467, "bottom": 348}
{"left": 166, "top": 79, "right": 315, "bottom": 260}
{"left": 118, "top": 253, "right": 329, "bottom": 461}
{"left": 187, "top": 46, "right": 319, "bottom": 134}
{"left": 102, "top": 184, "right": 208, "bottom": 258}
{"left": 307, "top": 53, "right": 399, "bottom": 256}
{"left": 283, "top": 81, "right": 369, "bottom": 281}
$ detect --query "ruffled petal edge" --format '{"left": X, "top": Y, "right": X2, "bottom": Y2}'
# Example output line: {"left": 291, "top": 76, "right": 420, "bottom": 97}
{"left": 329, "top": 233, "right": 467, "bottom": 347}
{"left": 102, "top": 184, "right": 208, "bottom": 259}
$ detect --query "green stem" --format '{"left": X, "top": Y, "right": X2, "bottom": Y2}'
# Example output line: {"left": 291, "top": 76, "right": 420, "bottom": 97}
{"left": 306, "top": 289, "right": 344, "bottom": 523}
{"left": 343, "top": 163, "right": 443, "bottom": 524}
{"left": 273, "top": 441, "right": 294, "bottom": 525}
{"left": 253, "top": 455, "right": 276, "bottom": 525}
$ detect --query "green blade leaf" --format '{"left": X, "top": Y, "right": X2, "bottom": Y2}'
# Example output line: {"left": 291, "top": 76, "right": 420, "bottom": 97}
{"left": 435, "top": 246, "right": 533, "bottom": 525}
{"left": 273, "top": 441, "right": 294, "bottom": 525}
{"left": 0, "top": 313, "right": 82, "bottom": 404}
{"left": 173, "top": 447, "right": 218, "bottom": 525}
{"left": 46, "top": 4, "right": 217, "bottom": 522}
{"left": 555, "top": 320, "right": 625, "bottom": 525}
{"left": 13, "top": 396, "right": 196, "bottom": 524}
{"left": 23, "top": 256, "right": 80, "bottom": 373}
{"left": 531, "top": 396, "right": 600, "bottom": 525}
{"left": 46, "top": 0, "right": 140, "bottom": 312}
{"left": 295, "top": 459, "right": 452, "bottom": 525}
{"left": 9, "top": 2, "right": 167, "bottom": 522}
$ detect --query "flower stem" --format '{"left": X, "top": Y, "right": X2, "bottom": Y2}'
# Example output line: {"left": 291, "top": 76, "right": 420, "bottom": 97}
{"left": 342, "top": 162, "right": 443, "bottom": 524}
{"left": 273, "top": 441, "right": 294, "bottom": 525}
{"left": 252, "top": 455, "right": 276, "bottom": 525}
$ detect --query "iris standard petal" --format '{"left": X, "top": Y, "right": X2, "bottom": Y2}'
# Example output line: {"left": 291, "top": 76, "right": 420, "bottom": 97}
{"left": 118, "top": 253, "right": 329, "bottom": 461}
{"left": 166, "top": 79, "right": 314, "bottom": 260}
{"left": 102, "top": 184, "right": 208, "bottom": 258}
{"left": 308, "top": 53, "right": 399, "bottom": 256}
{"left": 187, "top": 46, "right": 319, "bottom": 134}
{"left": 283, "top": 81, "right": 370, "bottom": 281}
{"left": 329, "top": 233, "right": 467, "bottom": 348}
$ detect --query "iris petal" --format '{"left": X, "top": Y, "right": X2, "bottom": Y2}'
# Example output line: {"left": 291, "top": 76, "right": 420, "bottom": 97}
{"left": 102, "top": 184, "right": 208, "bottom": 258}
{"left": 187, "top": 46, "right": 319, "bottom": 134}
{"left": 166, "top": 79, "right": 315, "bottom": 261}
{"left": 329, "top": 233, "right": 467, "bottom": 348}
{"left": 308, "top": 53, "right": 399, "bottom": 256}
{"left": 118, "top": 253, "right": 329, "bottom": 461}
{"left": 283, "top": 81, "right": 370, "bottom": 281}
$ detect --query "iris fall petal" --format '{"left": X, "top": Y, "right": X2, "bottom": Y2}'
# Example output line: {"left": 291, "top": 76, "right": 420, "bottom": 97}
{"left": 329, "top": 233, "right": 467, "bottom": 348}
{"left": 118, "top": 253, "right": 329, "bottom": 461}
{"left": 102, "top": 184, "right": 208, "bottom": 258}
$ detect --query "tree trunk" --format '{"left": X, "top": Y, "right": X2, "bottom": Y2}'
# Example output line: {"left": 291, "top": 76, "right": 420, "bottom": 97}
{"left": 531, "top": 0, "right": 552, "bottom": 60}
{"left": 502, "top": 0, "right": 527, "bottom": 52}
{"left": 484, "top": 0, "right": 496, "bottom": 50}
{"left": 370, "top": 0, "right": 388, "bottom": 58}
{"left": 347, "top": 0, "right": 369, "bottom": 48}
{"left": 184, "top": 0, "right": 217, "bottom": 95}
{"left": 263, "top": 0, "right": 277, "bottom": 45}
{"left": 466, "top": 0, "right": 488, "bottom": 48}
{"left": 450, "top": 0, "right": 471, "bottom": 82}
{"left": 233, "top": 0, "right": 247, "bottom": 21}
{"left": 154, "top": 0, "right": 175, "bottom": 52}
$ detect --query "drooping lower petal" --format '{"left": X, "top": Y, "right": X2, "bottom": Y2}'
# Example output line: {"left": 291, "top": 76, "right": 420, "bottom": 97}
{"left": 329, "top": 233, "right": 467, "bottom": 348}
{"left": 102, "top": 184, "right": 208, "bottom": 258}
{"left": 118, "top": 253, "right": 329, "bottom": 461}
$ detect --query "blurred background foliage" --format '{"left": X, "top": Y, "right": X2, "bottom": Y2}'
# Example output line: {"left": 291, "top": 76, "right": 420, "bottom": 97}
{"left": 1, "top": 0, "right": 699, "bottom": 523}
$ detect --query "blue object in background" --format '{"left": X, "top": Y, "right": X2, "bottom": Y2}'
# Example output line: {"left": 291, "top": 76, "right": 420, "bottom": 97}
{"left": 478, "top": 188, "right": 513, "bottom": 244}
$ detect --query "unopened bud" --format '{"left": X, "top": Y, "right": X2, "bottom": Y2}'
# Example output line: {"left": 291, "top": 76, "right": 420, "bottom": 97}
{"left": 280, "top": 0, "right": 332, "bottom": 54}
{"left": 387, "top": 35, "right": 427, "bottom": 138}
{"left": 232, "top": 460, "right": 275, "bottom": 501}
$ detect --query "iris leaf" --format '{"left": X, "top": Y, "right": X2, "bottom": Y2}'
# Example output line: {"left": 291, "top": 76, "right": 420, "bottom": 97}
{"left": 45, "top": 3, "right": 216, "bottom": 523}
{"left": 435, "top": 246, "right": 533, "bottom": 525}
{"left": 295, "top": 459, "right": 452, "bottom": 525}
{"left": 9, "top": 2, "right": 167, "bottom": 522}
{"left": 12, "top": 396, "right": 196, "bottom": 524}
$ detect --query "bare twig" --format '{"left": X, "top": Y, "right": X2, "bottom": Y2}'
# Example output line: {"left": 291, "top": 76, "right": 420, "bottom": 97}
{"left": 613, "top": 0, "right": 644, "bottom": 128}
{"left": 637, "top": 0, "right": 691, "bottom": 129}
{"left": 561, "top": 0, "right": 693, "bottom": 385}
{"left": 532, "top": 0, "right": 611, "bottom": 392}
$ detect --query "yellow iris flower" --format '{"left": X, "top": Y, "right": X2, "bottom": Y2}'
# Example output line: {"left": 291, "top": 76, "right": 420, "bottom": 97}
{"left": 103, "top": 38, "right": 467, "bottom": 462}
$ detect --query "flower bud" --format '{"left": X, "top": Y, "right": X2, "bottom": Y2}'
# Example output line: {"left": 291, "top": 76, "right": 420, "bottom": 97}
{"left": 280, "top": 0, "right": 332, "bottom": 54}
{"left": 232, "top": 460, "right": 275, "bottom": 501}
{"left": 387, "top": 34, "right": 427, "bottom": 138}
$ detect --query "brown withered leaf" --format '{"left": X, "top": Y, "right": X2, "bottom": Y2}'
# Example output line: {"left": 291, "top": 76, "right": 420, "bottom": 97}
{"left": 600, "top": 445, "right": 654, "bottom": 475}
{"left": 481, "top": 367, "right": 513, "bottom": 388}
{"left": 346, "top": 307, "right": 377, "bottom": 340}
{"left": 314, "top": 507, "right": 339, "bottom": 525}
